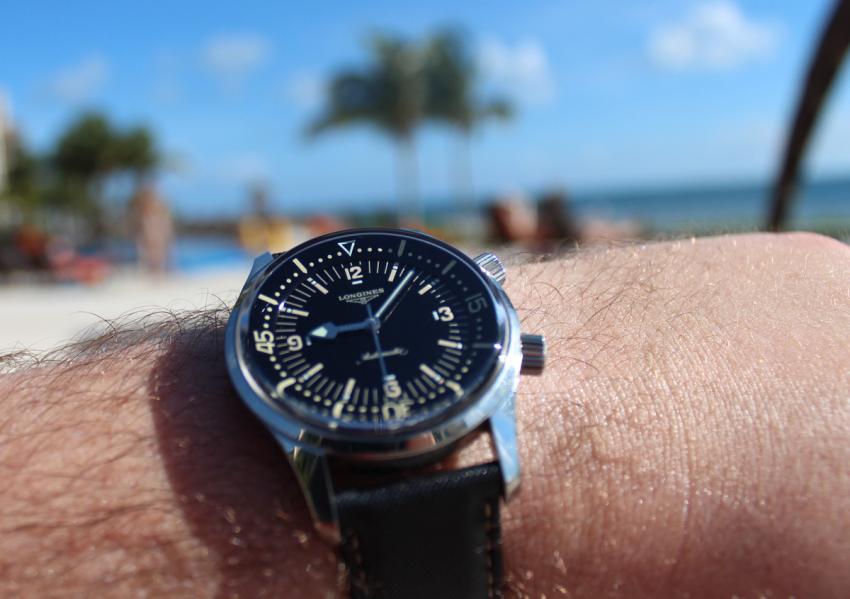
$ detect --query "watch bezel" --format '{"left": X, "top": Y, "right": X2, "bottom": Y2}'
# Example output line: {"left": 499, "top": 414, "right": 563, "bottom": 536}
{"left": 225, "top": 228, "right": 522, "bottom": 462}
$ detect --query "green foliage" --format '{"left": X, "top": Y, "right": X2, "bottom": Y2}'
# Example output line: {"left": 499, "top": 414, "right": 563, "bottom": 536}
{"left": 307, "top": 33, "right": 426, "bottom": 141}
{"left": 1, "top": 111, "right": 161, "bottom": 230}
{"left": 52, "top": 112, "right": 159, "bottom": 184}
{"left": 6, "top": 138, "right": 40, "bottom": 204}
{"left": 111, "top": 127, "right": 158, "bottom": 179}
{"left": 307, "top": 29, "right": 513, "bottom": 140}
{"left": 422, "top": 29, "right": 513, "bottom": 131}
{"left": 52, "top": 112, "right": 114, "bottom": 182}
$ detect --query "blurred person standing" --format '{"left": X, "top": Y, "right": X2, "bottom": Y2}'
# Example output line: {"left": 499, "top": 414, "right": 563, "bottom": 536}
{"left": 129, "top": 184, "right": 173, "bottom": 274}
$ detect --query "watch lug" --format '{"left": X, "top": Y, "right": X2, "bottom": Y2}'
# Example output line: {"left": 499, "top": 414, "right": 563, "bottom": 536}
{"left": 237, "top": 252, "right": 275, "bottom": 296}
{"left": 249, "top": 251, "right": 274, "bottom": 278}
{"left": 274, "top": 434, "right": 341, "bottom": 544}
{"left": 489, "top": 395, "right": 521, "bottom": 501}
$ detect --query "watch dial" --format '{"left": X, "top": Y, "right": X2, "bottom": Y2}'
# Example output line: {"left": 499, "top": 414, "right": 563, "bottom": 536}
{"left": 241, "top": 229, "right": 503, "bottom": 433}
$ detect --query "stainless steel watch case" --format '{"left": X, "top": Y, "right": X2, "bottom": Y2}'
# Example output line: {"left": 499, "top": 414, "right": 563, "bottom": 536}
{"left": 225, "top": 244, "right": 527, "bottom": 543}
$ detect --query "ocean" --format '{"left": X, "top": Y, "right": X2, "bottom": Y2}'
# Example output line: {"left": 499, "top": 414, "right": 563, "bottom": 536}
{"left": 163, "top": 176, "right": 850, "bottom": 272}
{"left": 566, "top": 176, "right": 850, "bottom": 233}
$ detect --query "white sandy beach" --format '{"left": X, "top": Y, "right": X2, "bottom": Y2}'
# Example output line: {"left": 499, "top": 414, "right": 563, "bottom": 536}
{"left": 0, "top": 264, "right": 251, "bottom": 353}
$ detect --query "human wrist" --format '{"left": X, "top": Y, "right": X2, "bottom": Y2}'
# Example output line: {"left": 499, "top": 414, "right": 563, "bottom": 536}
{"left": 500, "top": 232, "right": 850, "bottom": 597}
{"left": 2, "top": 232, "right": 848, "bottom": 598}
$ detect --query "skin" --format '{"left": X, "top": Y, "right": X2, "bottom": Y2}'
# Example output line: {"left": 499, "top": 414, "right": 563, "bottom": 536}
{"left": 0, "top": 232, "right": 848, "bottom": 598}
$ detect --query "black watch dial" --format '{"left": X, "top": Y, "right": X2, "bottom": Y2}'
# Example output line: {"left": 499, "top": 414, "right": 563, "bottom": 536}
{"left": 241, "top": 229, "right": 503, "bottom": 433}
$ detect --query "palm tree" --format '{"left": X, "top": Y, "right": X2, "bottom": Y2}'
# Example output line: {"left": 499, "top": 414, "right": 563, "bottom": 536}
{"left": 112, "top": 126, "right": 159, "bottom": 185}
{"left": 423, "top": 29, "right": 513, "bottom": 208}
{"left": 307, "top": 34, "right": 426, "bottom": 222}
{"left": 51, "top": 112, "right": 115, "bottom": 225}
{"left": 51, "top": 112, "right": 161, "bottom": 235}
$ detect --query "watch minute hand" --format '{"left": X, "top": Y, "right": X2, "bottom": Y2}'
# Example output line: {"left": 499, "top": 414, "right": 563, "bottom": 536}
{"left": 373, "top": 268, "right": 415, "bottom": 321}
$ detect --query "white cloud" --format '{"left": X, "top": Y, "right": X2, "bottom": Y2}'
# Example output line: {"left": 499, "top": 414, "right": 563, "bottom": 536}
{"left": 201, "top": 33, "right": 271, "bottom": 81}
{"left": 478, "top": 38, "right": 556, "bottom": 105}
{"left": 46, "top": 56, "right": 109, "bottom": 102}
{"left": 219, "top": 153, "right": 270, "bottom": 184}
{"left": 286, "top": 71, "right": 325, "bottom": 109}
{"left": 648, "top": 1, "right": 780, "bottom": 71}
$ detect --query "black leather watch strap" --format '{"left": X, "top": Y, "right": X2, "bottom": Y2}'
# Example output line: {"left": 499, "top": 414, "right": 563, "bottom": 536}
{"left": 337, "top": 462, "right": 504, "bottom": 599}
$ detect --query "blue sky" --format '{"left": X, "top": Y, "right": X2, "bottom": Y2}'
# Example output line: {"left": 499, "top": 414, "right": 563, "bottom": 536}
{"left": 1, "top": 0, "right": 848, "bottom": 217}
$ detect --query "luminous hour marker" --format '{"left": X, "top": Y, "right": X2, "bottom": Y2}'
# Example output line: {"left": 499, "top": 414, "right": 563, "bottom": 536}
{"left": 438, "top": 339, "right": 462, "bottom": 349}
{"left": 441, "top": 260, "right": 457, "bottom": 275}
{"left": 308, "top": 278, "right": 328, "bottom": 294}
{"left": 473, "top": 342, "right": 500, "bottom": 350}
{"left": 275, "top": 377, "right": 296, "bottom": 395}
{"left": 388, "top": 263, "right": 399, "bottom": 282}
{"left": 284, "top": 307, "right": 310, "bottom": 317}
{"left": 342, "top": 377, "right": 356, "bottom": 400}
{"left": 419, "top": 363, "right": 444, "bottom": 383}
{"left": 398, "top": 239, "right": 406, "bottom": 255}
{"left": 332, "top": 401, "right": 346, "bottom": 418}
{"left": 418, "top": 283, "right": 433, "bottom": 295}
{"left": 446, "top": 380, "right": 464, "bottom": 397}
{"left": 338, "top": 240, "right": 356, "bottom": 256}
{"left": 300, "top": 363, "right": 324, "bottom": 381}
{"left": 258, "top": 293, "right": 278, "bottom": 305}
{"left": 293, "top": 258, "right": 308, "bottom": 273}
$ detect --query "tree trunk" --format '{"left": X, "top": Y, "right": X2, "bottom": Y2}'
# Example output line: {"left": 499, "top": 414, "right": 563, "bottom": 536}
{"left": 768, "top": 0, "right": 850, "bottom": 231}
{"left": 396, "top": 135, "right": 420, "bottom": 225}
{"left": 452, "top": 132, "right": 474, "bottom": 214}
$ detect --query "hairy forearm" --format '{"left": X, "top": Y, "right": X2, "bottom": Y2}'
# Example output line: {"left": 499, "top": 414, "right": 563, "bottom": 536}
{"left": 1, "top": 233, "right": 848, "bottom": 598}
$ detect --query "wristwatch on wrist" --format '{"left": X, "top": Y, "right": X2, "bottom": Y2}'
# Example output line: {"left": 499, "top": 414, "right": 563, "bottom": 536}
{"left": 225, "top": 228, "right": 545, "bottom": 599}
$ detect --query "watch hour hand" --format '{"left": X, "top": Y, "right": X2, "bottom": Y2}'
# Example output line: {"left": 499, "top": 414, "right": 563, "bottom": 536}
{"left": 308, "top": 319, "right": 371, "bottom": 340}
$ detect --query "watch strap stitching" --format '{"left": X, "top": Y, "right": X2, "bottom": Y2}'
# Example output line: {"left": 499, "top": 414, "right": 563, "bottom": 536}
{"left": 484, "top": 499, "right": 503, "bottom": 599}
{"left": 345, "top": 532, "right": 370, "bottom": 597}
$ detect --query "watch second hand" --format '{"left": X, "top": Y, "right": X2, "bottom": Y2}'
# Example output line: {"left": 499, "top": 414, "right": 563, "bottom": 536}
{"left": 365, "top": 303, "right": 389, "bottom": 381}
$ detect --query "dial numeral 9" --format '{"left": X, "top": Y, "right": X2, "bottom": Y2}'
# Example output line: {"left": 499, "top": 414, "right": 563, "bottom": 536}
{"left": 253, "top": 330, "right": 275, "bottom": 354}
{"left": 432, "top": 306, "right": 454, "bottom": 322}
{"left": 286, "top": 335, "right": 303, "bottom": 351}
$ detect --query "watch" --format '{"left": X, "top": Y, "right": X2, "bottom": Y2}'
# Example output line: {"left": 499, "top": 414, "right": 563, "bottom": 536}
{"left": 225, "top": 227, "right": 545, "bottom": 598}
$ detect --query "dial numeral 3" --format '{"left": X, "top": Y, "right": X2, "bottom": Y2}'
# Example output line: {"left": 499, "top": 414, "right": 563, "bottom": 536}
{"left": 432, "top": 306, "right": 454, "bottom": 322}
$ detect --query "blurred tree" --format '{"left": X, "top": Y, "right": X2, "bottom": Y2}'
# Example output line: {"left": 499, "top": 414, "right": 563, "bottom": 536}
{"left": 423, "top": 29, "right": 513, "bottom": 208}
{"left": 51, "top": 112, "right": 116, "bottom": 222}
{"left": 307, "top": 34, "right": 426, "bottom": 222}
{"left": 112, "top": 127, "right": 159, "bottom": 184}
{"left": 4, "top": 135, "right": 41, "bottom": 216}
{"left": 51, "top": 112, "right": 161, "bottom": 234}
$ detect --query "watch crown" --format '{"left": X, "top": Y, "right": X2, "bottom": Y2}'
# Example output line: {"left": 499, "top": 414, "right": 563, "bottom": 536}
{"left": 473, "top": 252, "right": 507, "bottom": 285}
{"left": 520, "top": 334, "right": 546, "bottom": 375}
